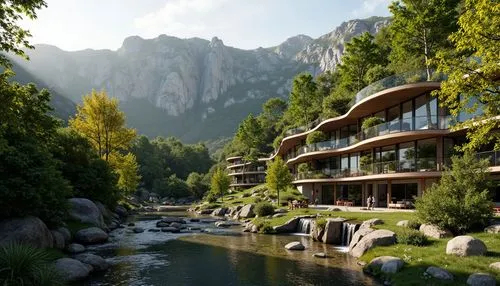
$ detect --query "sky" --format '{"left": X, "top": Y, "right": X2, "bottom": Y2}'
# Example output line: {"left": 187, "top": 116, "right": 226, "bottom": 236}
{"left": 21, "top": 0, "right": 392, "bottom": 51}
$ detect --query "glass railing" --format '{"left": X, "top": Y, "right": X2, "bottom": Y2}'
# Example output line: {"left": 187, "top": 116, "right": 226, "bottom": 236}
{"left": 229, "top": 167, "right": 266, "bottom": 174}
{"left": 294, "top": 157, "right": 439, "bottom": 180}
{"left": 282, "top": 70, "right": 447, "bottom": 138}
{"left": 288, "top": 116, "right": 453, "bottom": 160}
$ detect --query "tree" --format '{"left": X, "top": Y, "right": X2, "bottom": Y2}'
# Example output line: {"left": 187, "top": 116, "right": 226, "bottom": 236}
{"left": 434, "top": 0, "right": 500, "bottom": 151}
{"left": 0, "top": 72, "right": 71, "bottom": 226}
{"left": 261, "top": 98, "right": 287, "bottom": 124}
{"left": 51, "top": 128, "right": 120, "bottom": 207}
{"left": 0, "top": 0, "right": 47, "bottom": 68}
{"left": 286, "top": 73, "right": 321, "bottom": 126}
{"left": 186, "top": 172, "right": 209, "bottom": 198}
{"left": 210, "top": 168, "right": 230, "bottom": 202}
{"left": 70, "top": 89, "right": 136, "bottom": 161}
{"left": 415, "top": 152, "right": 493, "bottom": 234}
{"left": 266, "top": 157, "right": 293, "bottom": 206}
{"left": 338, "top": 32, "right": 385, "bottom": 92}
{"left": 110, "top": 152, "right": 141, "bottom": 195}
{"left": 389, "top": 0, "right": 461, "bottom": 79}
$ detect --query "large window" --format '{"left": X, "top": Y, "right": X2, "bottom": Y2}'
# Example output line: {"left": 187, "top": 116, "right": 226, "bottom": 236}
{"left": 399, "top": 142, "right": 416, "bottom": 171}
{"left": 402, "top": 100, "right": 413, "bottom": 131}
{"left": 387, "top": 105, "right": 400, "bottom": 133}
{"left": 341, "top": 154, "right": 349, "bottom": 172}
{"left": 415, "top": 94, "right": 438, "bottom": 129}
{"left": 391, "top": 183, "right": 418, "bottom": 203}
{"left": 350, "top": 153, "right": 359, "bottom": 174}
{"left": 417, "top": 138, "right": 437, "bottom": 170}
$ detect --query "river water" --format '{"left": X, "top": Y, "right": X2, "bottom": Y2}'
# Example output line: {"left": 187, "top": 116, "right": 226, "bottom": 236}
{"left": 84, "top": 212, "right": 377, "bottom": 286}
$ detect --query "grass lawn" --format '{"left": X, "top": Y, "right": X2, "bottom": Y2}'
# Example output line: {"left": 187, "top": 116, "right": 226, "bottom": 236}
{"left": 251, "top": 208, "right": 500, "bottom": 285}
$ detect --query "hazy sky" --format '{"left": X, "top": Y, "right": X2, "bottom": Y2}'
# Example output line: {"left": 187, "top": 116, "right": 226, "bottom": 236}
{"left": 21, "top": 0, "right": 392, "bottom": 51}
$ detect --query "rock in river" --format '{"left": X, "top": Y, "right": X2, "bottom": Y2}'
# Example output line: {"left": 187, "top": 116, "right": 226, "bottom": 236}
{"left": 285, "top": 241, "right": 305, "bottom": 250}
{"left": 74, "top": 253, "right": 110, "bottom": 271}
{"left": 0, "top": 216, "right": 53, "bottom": 248}
{"left": 55, "top": 258, "right": 92, "bottom": 282}
{"left": 75, "top": 227, "right": 108, "bottom": 244}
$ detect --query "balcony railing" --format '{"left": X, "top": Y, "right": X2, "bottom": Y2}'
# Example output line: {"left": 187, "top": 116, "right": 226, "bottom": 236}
{"left": 294, "top": 157, "right": 439, "bottom": 181}
{"left": 282, "top": 70, "right": 447, "bottom": 137}
{"left": 290, "top": 116, "right": 453, "bottom": 160}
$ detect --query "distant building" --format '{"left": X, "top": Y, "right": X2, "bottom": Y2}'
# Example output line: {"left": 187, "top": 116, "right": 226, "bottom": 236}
{"left": 226, "top": 156, "right": 267, "bottom": 190}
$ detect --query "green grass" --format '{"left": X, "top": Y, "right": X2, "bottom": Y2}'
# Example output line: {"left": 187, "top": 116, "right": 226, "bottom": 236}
{"left": 252, "top": 209, "right": 500, "bottom": 285}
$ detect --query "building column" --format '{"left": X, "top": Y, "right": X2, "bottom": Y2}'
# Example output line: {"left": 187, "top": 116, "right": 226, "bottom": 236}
{"left": 387, "top": 180, "right": 392, "bottom": 207}
{"left": 436, "top": 136, "right": 443, "bottom": 171}
{"left": 333, "top": 183, "right": 337, "bottom": 205}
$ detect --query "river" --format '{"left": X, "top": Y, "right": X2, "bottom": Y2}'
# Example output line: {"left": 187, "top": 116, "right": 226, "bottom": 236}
{"left": 84, "top": 212, "right": 377, "bottom": 286}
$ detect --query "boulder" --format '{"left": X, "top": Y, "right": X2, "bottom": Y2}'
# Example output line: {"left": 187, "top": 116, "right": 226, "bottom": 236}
{"left": 326, "top": 207, "right": 341, "bottom": 211}
{"left": 419, "top": 224, "right": 452, "bottom": 239}
{"left": 108, "top": 221, "right": 120, "bottom": 230}
{"left": 489, "top": 262, "right": 500, "bottom": 271}
{"left": 189, "top": 218, "right": 200, "bottom": 222}
{"left": 396, "top": 220, "right": 409, "bottom": 227}
{"left": 239, "top": 204, "right": 255, "bottom": 218}
{"left": 156, "top": 221, "right": 170, "bottom": 228}
{"left": 211, "top": 208, "right": 228, "bottom": 216}
{"left": 170, "top": 222, "right": 182, "bottom": 229}
{"left": 349, "top": 230, "right": 396, "bottom": 258}
{"left": 322, "top": 218, "right": 346, "bottom": 244}
{"left": 313, "top": 252, "right": 327, "bottom": 258}
{"left": 197, "top": 209, "right": 213, "bottom": 215}
{"left": 75, "top": 227, "right": 108, "bottom": 244}
{"left": 285, "top": 241, "right": 305, "bottom": 250}
{"left": 161, "top": 227, "right": 179, "bottom": 233}
{"left": 446, "top": 236, "right": 487, "bottom": 256}
{"left": 215, "top": 221, "right": 233, "bottom": 228}
{"left": 74, "top": 253, "right": 110, "bottom": 271}
{"left": 54, "top": 258, "right": 92, "bottom": 282}
{"left": 128, "top": 222, "right": 135, "bottom": 227}
{"left": 484, "top": 224, "right": 500, "bottom": 234}
{"left": 251, "top": 224, "right": 259, "bottom": 233}
{"left": 160, "top": 217, "right": 185, "bottom": 223}
{"left": 133, "top": 227, "right": 144, "bottom": 233}
{"left": 274, "top": 208, "right": 288, "bottom": 214}
{"left": 466, "top": 273, "right": 496, "bottom": 286}
{"left": 0, "top": 216, "right": 53, "bottom": 248}
{"left": 148, "top": 229, "right": 161, "bottom": 232}
{"left": 95, "top": 201, "right": 113, "bottom": 222}
{"left": 68, "top": 198, "right": 106, "bottom": 228}
{"left": 57, "top": 227, "right": 72, "bottom": 243}
{"left": 67, "top": 243, "right": 85, "bottom": 254}
{"left": 425, "top": 266, "right": 453, "bottom": 280}
{"left": 361, "top": 218, "right": 384, "bottom": 228}
{"left": 51, "top": 230, "right": 66, "bottom": 250}
{"left": 273, "top": 217, "right": 299, "bottom": 233}
{"left": 367, "top": 256, "right": 404, "bottom": 274}
{"left": 349, "top": 227, "right": 374, "bottom": 251}
{"left": 310, "top": 220, "right": 324, "bottom": 242}
{"left": 115, "top": 205, "right": 128, "bottom": 217}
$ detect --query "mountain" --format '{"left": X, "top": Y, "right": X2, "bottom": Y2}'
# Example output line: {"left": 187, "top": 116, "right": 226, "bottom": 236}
{"left": 11, "top": 16, "right": 389, "bottom": 142}
{"left": 8, "top": 61, "right": 76, "bottom": 121}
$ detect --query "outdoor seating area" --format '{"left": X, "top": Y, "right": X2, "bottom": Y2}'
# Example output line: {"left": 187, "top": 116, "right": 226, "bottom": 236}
{"left": 388, "top": 200, "right": 414, "bottom": 209}
{"left": 288, "top": 199, "right": 309, "bottom": 210}
{"left": 336, "top": 200, "right": 354, "bottom": 207}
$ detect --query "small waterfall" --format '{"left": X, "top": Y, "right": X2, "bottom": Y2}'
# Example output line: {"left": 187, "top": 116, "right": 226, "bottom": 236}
{"left": 297, "top": 218, "right": 312, "bottom": 234}
{"left": 341, "top": 222, "right": 359, "bottom": 246}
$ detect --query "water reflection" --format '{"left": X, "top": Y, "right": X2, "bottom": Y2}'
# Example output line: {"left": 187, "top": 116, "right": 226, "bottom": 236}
{"left": 85, "top": 215, "right": 377, "bottom": 286}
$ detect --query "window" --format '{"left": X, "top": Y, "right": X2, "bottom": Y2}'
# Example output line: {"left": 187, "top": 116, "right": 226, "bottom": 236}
{"left": 387, "top": 105, "right": 401, "bottom": 133}
{"left": 399, "top": 142, "right": 416, "bottom": 172}
{"left": 402, "top": 100, "right": 413, "bottom": 131}
{"left": 350, "top": 153, "right": 359, "bottom": 173}
{"left": 417, "top": 138, "right": 437, "bottom": 170}
{"left": 415, "top": 93, "right": 437, "bottom": 129}
{"left": 341, "top": 154, "right": 349, "bottom": 172}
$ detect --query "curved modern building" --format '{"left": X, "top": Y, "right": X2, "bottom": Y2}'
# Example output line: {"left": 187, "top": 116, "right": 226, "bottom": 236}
{"left": 255, "top": 70, "right": 499, "bottom": 208}
{"left": 226, "top": 156, "right": 267, "bottom": 189}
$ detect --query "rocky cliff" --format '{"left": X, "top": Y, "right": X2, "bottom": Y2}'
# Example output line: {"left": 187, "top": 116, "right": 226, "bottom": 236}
{"left": 12, "top": 16, "right": 389, "bottom": 142}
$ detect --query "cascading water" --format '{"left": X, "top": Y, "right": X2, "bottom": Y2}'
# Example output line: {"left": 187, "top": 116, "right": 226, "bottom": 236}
{"left": 297, "top": 218, "right": 312, "bottom": 234}
{"left": 341, "top": 222, "right": 359, "bottom": 246}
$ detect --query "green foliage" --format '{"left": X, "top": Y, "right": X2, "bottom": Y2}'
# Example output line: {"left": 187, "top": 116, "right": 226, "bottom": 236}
{"left": 416, "top": 153, "right": 493, "bottom": 234}
{"left": 434, "top": 0, "right": 500, "bottom": 151}
{"left": 397, "top": 229, "right": 430, "bottom": 246}
{"left": 186, "top": 172, "right": 209, "bottom": 198}
{"left": 285, "top": 73, "right": 321, "bottom": 126}
{"left": 257, "top": 221, "right": 275, "bottom": 234}
{"left": 153, "top": 174, "right": 190, "bottom": 199}
{"left": 407, "top": 220, "right": 422, "bottom": 230}
{"left": 0, "top": 243, "right": 63, "bottom": 286}
{"left": 236, "top": 114, "right": 265, "bottom": 153}
{"left": 111, "top": 152, "right": 141, "bottom": 195}
{"left": 297, "top": 163, "right": 310, "bottom": 174}
{"left": 306, "top": 131, "right": 328, "bottom": 145}
{"left": 321, "top": 91, "right": 353, "bottom": 118}
{"left": 204, "top": 192, "right": 218, "bottom": 203}
{"left": 0, "top": 0, "right": 47, "bottom": 68}
{"left": 361, "top": 117, "right": 385, "bottom": 130}
{"left": 255, "top": 202, "right": 275, "bottom": 217}
{"left": 266, "top": 156, "right": 293, "bottom": 205}
{"left": 316, "top": 218, "right": 327, "bottom": 231}
{"left": 51, "top": 128, "right": 120, "bottom": 208}
{"left": 0, "top": 74, "right": 72, "bottom": 227}
{"left": 253, "top": 197, "right": 262, "bottom": 204}
{"left": 210, "top": 168, "right": 231, "bottom": 201}
{"left": 389, "top": 0, "right": 461, "bottom": 78}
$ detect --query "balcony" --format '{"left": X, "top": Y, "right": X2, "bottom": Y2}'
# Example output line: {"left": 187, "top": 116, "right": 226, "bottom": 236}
{"left": 282, "top": 70, "right": 446, "bottom": 137}
{"left": 294, "top": 157, "right": 439, "bottom": 181}
{"left": 290, "top": 116, "right": 453, "bottom": 161}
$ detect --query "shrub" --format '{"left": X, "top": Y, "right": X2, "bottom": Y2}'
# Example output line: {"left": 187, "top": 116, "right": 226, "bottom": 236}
{"left": 407, "top": 220, "right": 421, "bottom": 230}
{"left": 200, "top": 203, "right": 220, "bottom": 210}
{"left": 397, "top": 229, "right": 429, "bottom": 246}
{"left": 255, "top": 202, "right": 275, "bottom": 217}
{"left": 279, "top": 194, "right": 295, "bottom": 204}
{"left": 258, "top": 221, "right": 275, "bottom": 234}
{"left": 306, "top": 131, "right": 328, "bottom": 145}
{"left": 268, "top": 193, "right": 277, "bottom": 200}
{"left": 0, "top": 243, "right": 63, "bottom": 286}
{"left": 205, "top": 192, "right": 218, "bottom": 203}
{"left": 361, "top": 116, "right": 385, "bottom": 130}
{"left": 316, "top": 218, "right": 327, "bottom": 231}
{"left": 241, "top": 192, "right": 250, "bottom": 198}
{"left": 297, "top": 163, "right": 310, "bottom": 174}
{"left": 253, "top": 197, "right": 262, "bottom": 203}
{"left": 415, "top": 153, "right": 493, "bottom": 234}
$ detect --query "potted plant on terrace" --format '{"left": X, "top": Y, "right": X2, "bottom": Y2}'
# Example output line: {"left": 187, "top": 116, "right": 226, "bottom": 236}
{"left": 361, "top": 117, "right": 385, "bottom": 139}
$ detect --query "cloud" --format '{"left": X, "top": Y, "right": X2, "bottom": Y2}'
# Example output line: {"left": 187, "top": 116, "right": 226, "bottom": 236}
{"left": 134, "top": 0, "right": 230, "bottom": 38}
{"left": 352, "top": 0, "right": 392, "bottom": 17}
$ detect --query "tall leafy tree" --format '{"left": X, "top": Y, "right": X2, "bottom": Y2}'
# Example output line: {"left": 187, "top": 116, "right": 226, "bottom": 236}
{"left": 389, "top": 0, "right": 461, "bottom": 79}
{"left": 70, "top": 89, "right": 136, "bottom": 161}
{"left": 236, "top": 114, "right": 265, "bottom": 174}
{"left": 0, "top": 0, "right": 47, "bottom": 68}
{"left": 210, "top": 168, "right": 230, "bottom": 202}
{"left": 266, "top": 157, "right": 293, "bottom": 206}
{"left": 110, "top": 152, "right": 141, "bottom": 195}
{"left": 434, "top": 0, "right": 500, "bottom": 151}
{"left": 186, "top": 172, "right": 209, "bottom": 198}
{"left": 286, "top": 73, "right": 321, "bottom": 126}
